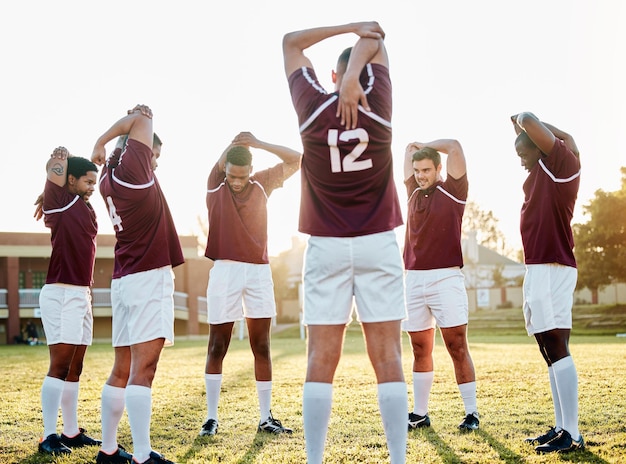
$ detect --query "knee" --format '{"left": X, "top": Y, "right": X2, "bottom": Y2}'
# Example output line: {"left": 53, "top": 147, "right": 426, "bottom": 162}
{"left": 208, "top": 338, "right": 229, "bottom": 360}
{"left": 250, "top": 339, "right": 271, "bottom": 358}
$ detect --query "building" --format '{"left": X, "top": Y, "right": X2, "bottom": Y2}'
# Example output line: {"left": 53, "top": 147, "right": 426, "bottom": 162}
{"left": 0, "top": 232, "right": 212, "bottom": 345}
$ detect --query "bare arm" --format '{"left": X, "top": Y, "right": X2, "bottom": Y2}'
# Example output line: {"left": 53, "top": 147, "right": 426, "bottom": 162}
{"left": 91, "top": 105, "right": 153, "bottom": 166}
{"left": 404, "top": 139, "right": 466, "bottom": 181}
{"left": 511, "top": 112, "right": 578, "bottom": 157}
{"left": 35, "top": 146, "right": 71, "bottom": 220}
{"left": 423, "top": 139, "right": 466, "bottom": 179}
{"left": 542, "top": 121, "right": 580, "bottom": 158}
{"left": 232, "top": 132, "right": 302, "bottom": 180}
{"left": 338, "top": 36, "right": 387, "bottom": 129}
{"left": 282, "top": 21, "right": 385, "bottom": 78}
{"left": 404, "top": 142, "right": 420, "bottom": 181}
{"left": 510, "top": 112, "right": 556, "bottom": 156}
{"left": 46, "top": 146, "right": 70, "bottom": 188}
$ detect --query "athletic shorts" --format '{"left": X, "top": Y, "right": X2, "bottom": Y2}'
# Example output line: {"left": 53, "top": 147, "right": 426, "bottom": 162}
{"left": 111, "top": 266, "right": 175, "bottom": 347}
{"left": 39, "top": 283, "right": 93, "bottom": 345}
{"left": 402, "top": 268, "right": 468, "bottom": 332}
{"left": 523, "top": 263, "right": 577, "bottom": 335}
{"left": 206, "top": 260, "right": 276, "bottom": 324}
{"left": 302, "top": 230, "right": 406, "bottom": 325}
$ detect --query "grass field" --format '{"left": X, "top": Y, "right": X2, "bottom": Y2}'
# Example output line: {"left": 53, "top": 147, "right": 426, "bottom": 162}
{"left": 1, "top": 306, "right": 625, "bottom": 464}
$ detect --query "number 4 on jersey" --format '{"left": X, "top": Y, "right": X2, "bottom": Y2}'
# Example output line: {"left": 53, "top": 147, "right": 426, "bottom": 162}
{"left": 106, "top": 196, "right": 124, "bottom": 231}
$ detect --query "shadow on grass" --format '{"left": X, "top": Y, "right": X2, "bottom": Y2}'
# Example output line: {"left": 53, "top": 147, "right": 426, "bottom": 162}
{"left": 182, "top": 431, "right": 281, "bottom": 464}
{"left": 417, "top": 427, "right": 464, "bottom": 464}
{"left": 474, "top": 429, "right": 611, "bottom": 464}
{"left": 474, "top": 429, "right": 525, "bottom": 463}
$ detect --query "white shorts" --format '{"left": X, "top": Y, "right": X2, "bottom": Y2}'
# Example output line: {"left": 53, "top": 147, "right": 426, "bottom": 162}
{"left": 523, "top": 263, "right": 577, "bottom": 335}
{"left": 111, "top": 266, "right": 175, "bottom": 347}
{"left": 39, "top": 284, "right": 93, "bottom": 345}
{"left": 402, "top": 268, "right": 468, "bottom": 332}
{"left": 302, "top": 230, "right": 406, "bottom": 325}
{"left": 206, "top": 260, "right": 276, "bottom": 324}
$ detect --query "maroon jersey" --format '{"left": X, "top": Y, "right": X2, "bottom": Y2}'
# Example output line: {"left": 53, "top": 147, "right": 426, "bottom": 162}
{"left": 204, "top": 162, "right": 286, "bottom": 264}
{"left": 288, "top": 63, "right": 403, "bottom": 237}
{"left": 521, "top": 139, "right": 580, "bottom": 267}
{"left": 403, "top": 174, "right": 468, "bottom": 270}
{"left": 99, "top": 138, "right": 184, "bottom": 278}
{"left": 43, "top": 180, "right": 97, "bottom": 286}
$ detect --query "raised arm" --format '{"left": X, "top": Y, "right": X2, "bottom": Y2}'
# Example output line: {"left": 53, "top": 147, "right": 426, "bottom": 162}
{"left": 404, "top": 139, "right": 466, "bottom": 181}
{"left": 46, "top": 146, "right": 70, "bottom": 188}
{"left": 423, "top": 139, "right": 466, "bottom": 179}
{"left": 91, "top": 105, "right": 153, "bottom": 166}
{"left": 34, "top": 146, "right": 70, "bottom": 220}
{"left": 337, "top": 36, "right": 388, "bottom": 129}
{"left": 232, "top": 132, "right": 302, "bottom": 180}
{"left": 510, "top": 112, "right": 560, "bottom": 156}
{"left": 282, "top": 21, "right": 385, "bottom": 78}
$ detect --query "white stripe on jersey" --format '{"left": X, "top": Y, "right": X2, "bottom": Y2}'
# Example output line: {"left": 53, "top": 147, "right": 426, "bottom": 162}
{"left": 111, "top": 169, "right": 155, "bottom": 189}
{"left": 407, "top": 186, "right": 466, "bottom": 205}
{"left": 299, "top": 63, "right": 391, "bottom": 132}
{"left": 207, "top": 179, "right": 269, "bottom": 200}
{"left": 538, "top": 159, "right": 581, "bottom": 183}
{"left": 42, "top": 195, "right": 80, "bottom": 214}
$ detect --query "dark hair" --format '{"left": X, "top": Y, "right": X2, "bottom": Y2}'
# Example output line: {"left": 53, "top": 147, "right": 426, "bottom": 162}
{"left": 226, "top": 146, "right": 252, "bottom": 166}
{"left": 515, "top": 131, "right": 536, "bottom": 150}
{"left": 67, "top": 156, "right": 98, "bottom": 179}
{"left": 336, "top": 47, "right": 352, "bottom": 76}
{"left": 412, "top": 147, "right": 441, "bottom": 167}
{"left": 153, "top": 132, "right": 162, "bottom": 147}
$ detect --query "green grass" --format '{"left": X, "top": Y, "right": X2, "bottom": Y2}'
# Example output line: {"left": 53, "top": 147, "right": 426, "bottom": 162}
{"left": 1, "top": 306, "right": 626, "bottom": 463}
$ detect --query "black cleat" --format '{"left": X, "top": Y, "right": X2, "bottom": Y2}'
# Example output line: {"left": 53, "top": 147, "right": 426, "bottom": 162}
{"left": 258, "top": 411, "right": 293, "bottom": 434}
{"left": 139, "top": 450, "right": 176, "bottom": 463}
{"left": 535, "top": 429, "right": 585, "bottom": 454}
{"left": 60, "top": 427, "right": 102, "bottom": 447}
{"left": 199, "top": 418, "right": 218, "bottom": 436}
{"left": 38, "top": 433, "right": 71, "bottom": 455}
{"left": 408, "top": 412, "right": 431, "bottom": 430}
{"left": 96, "top": 445, "right": 133, "bottom": 464}
{"left": 458, "top": 412, "right": 480, "bottom": 431}
{"left": 524, "top": 426, "right": 559, "bottom": 445}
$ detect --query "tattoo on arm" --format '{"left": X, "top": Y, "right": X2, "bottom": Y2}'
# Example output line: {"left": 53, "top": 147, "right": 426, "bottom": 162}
{"left": 50, "top": 162, "right": 65, "bottom": 176}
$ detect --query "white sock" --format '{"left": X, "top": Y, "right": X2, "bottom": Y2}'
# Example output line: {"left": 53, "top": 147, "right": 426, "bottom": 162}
{"left": 100, "top": 384, "right": 126, "bottom": 454}
{"left": 412, "top": 371, "right": 434, "bottom": 416}
{"left": 548, "top": 366, "right": 563, "bottom": 430}
{"left": 41, "top": 376, "right": 64, "bottom": 438}
{"left": 256, "top": 381, "right": 272, "bottom": 421}
{"left": 377, "top": 382, "right": 408, "bottom": 464}
{"left": 552, "top": 356, "right": 580, "bottom": 439}
{"left": 205, "top": 373, "right": 222, "bottom": 421}
{"left": 125, "top": 385, "right": 152, "bottom": 463}
{"left": 303, "top": 382, "right": 333, "bottom": 464}
{"left": 61, "top": 381, "right": 80, "bottom": 437}
{"left": 458, "top": 381, "right": 478, "bottom": 415}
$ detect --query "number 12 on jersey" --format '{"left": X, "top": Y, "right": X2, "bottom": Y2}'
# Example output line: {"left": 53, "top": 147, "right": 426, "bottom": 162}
{"left": 328, "top": 128, "right": 373, "bottom": 173}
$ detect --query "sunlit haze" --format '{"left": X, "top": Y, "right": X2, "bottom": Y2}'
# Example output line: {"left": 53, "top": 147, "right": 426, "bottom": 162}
{"left": 3, "top": 1, "right": 624, "bottom": 257}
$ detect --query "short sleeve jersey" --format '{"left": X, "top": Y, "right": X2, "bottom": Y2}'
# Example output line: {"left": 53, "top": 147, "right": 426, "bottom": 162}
{"left": 43, "top": 179, "right": 97, "bottom": 286}
{"left": 520, "top": 138, "right": 580, "bottom": 267}
{"left": 403, "top": 174, "right": 468, "bottom": 270}
{"left": 204, "top": 162, "right": 286, "bottom": 264}
{"left": 288, "top": 63, "right": 403, "bottom": 237}
{"left": 99, "top": 139, "right": 184, "bottom": 278}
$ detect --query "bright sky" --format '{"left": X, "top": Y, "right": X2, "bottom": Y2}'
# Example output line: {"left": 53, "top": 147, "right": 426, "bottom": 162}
{"left": 2, "top": 1, "right": 624, "bottom": 257}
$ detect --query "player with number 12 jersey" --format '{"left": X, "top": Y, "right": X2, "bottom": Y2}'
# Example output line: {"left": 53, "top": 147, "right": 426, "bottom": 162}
{"left": 288, "top": 62, "right": 403, "bottom": 237}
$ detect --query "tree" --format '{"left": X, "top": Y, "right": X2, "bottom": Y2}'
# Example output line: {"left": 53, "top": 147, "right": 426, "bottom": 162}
{"left": 574, "top": 167, "right": 626, "bottom": 294}
{"left": 462, "top": 201, "right": 517, "bottom": 259}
